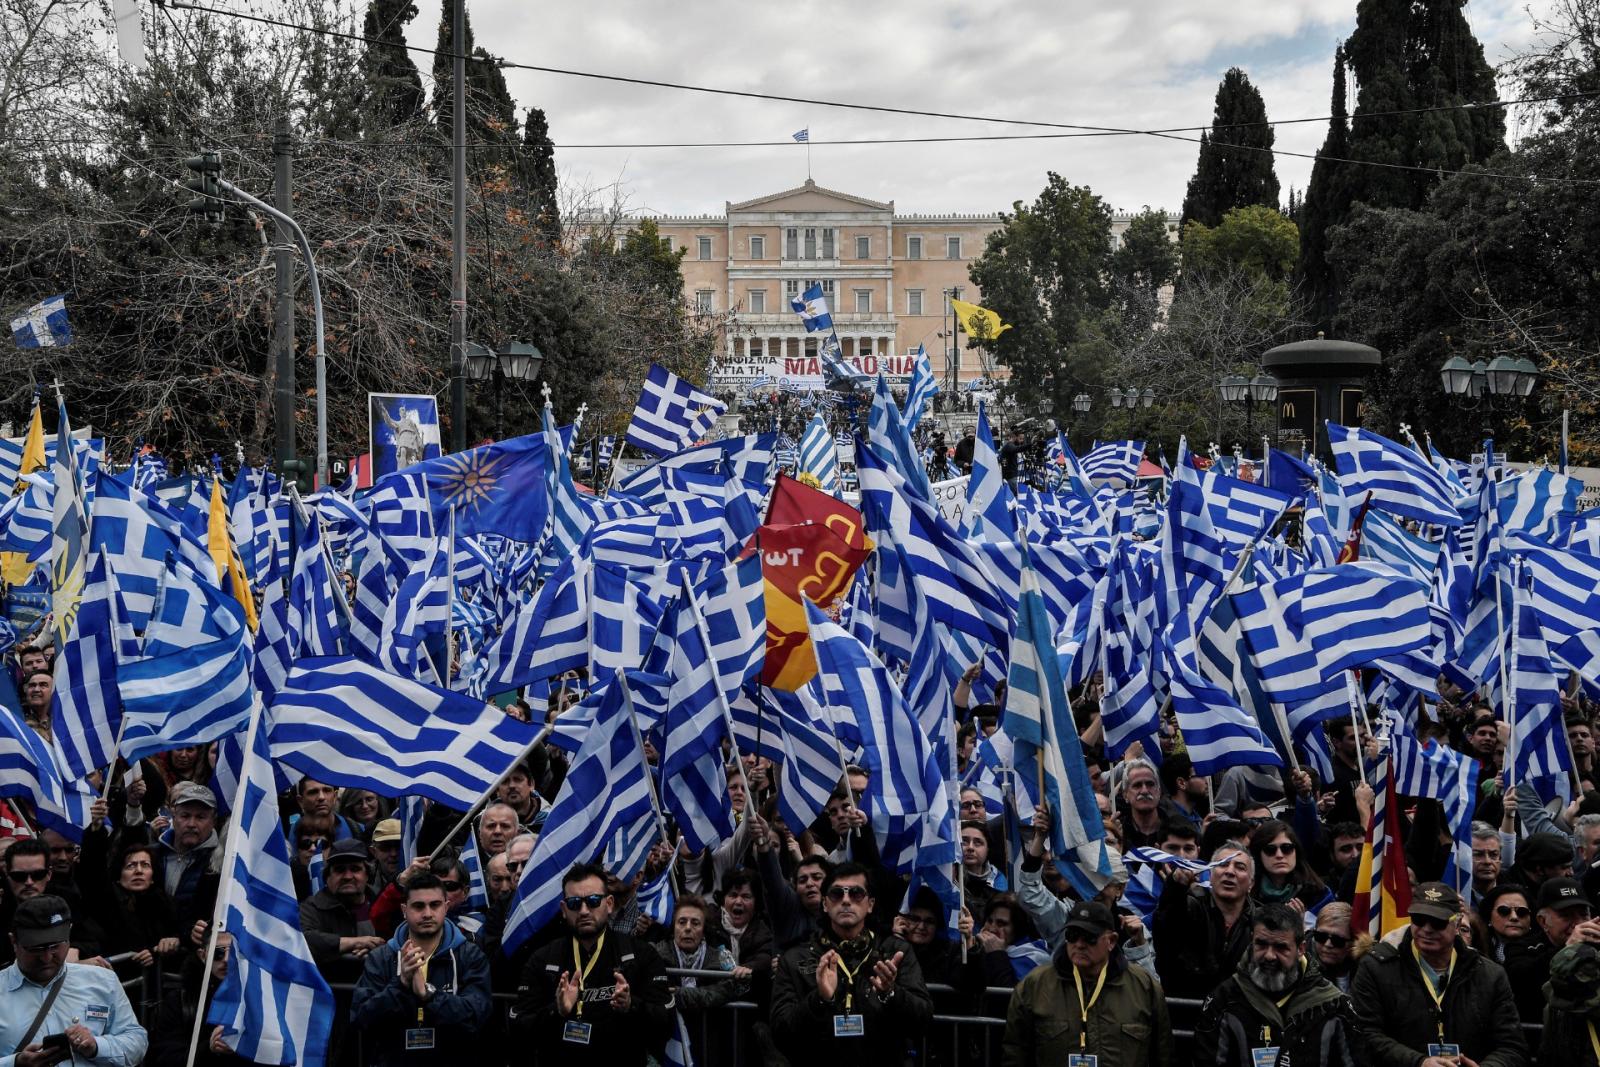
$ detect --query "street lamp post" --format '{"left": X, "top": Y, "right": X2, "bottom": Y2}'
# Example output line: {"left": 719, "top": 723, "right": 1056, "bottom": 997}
{"left": 465, "top": 342, "right": 544, "bottom": 439}
{"left": 1218, "top": 372, "right": 1278, "bottom": 450}
{"left": 1071, "top": 392, "right": 1092, "bottom": 450}
{"left": 1110, "top": 385, "right": 1156, "bottom": 436}
{"left": 1438, "top": 353, "right": 1540, "bottom": 445}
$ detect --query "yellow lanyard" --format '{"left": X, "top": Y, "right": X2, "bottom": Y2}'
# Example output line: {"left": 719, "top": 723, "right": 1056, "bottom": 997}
{"left": 1589, "top": 1021, "right": 1600, "bottom": 1064}
{"left": 1071, "top": 965, "right": 1109, "bottom": 1049}
{"left": 1411, "top": 942, "right": 1456, "bottom": 1041}
{"left": 834, "top": 949, "right": 871, "bottom": 1013}
{"left": 572, "top": 932, "right": 607, "bottom": 1019}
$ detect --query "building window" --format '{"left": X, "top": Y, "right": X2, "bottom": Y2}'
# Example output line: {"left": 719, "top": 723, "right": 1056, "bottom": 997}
{"left": 822, "top": 229, "right": 835, "bottom": 259}
{"left": 907, "top": 289, "right": 924, "bottom": 316}
{"left": 698, "top": 236, "right": 712, "bottom": 260}
{"left": 947, "top": 236, "right": 961, "bottom": 259}
{"left": 856, "top": 235, "right": 870, "bottom": 259}
{"left": 804, "top": 228, "right": 817, "bottom": 259}
{"left": 695, "top": 290, "right": 714, "bottom": 313}
{"left": 748, "top": 289, "right": 766, "bottom": 314}
{"left": 785, "top": 279, "right": 800, "bottom": 300}
{"left": 907, "top": 235, "right": 922, "bottom": 260}
{"left": 855, "top": 289, "right": 872, "bottom": 315}
{"left": 787, "top": 279, "right": 834, "bottom": 299}
{"left": 750, "top": 235, "right": 765, "bottom": 260}
{"left": 750, "top": 339, "right": 764, "bottom": 358}
{"left": 785, "top": 228, "right": 799, "bottom": 259}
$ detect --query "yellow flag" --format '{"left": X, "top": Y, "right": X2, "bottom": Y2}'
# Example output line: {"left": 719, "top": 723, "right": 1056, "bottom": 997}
{"left": 208, "top": 476, "right": 258, "bottom": 632}
{"left": 1, "top": 402, "right": 47, "bottom": 586}
{"left": 949, "top": 297, "right": 1012, "bottom": 341}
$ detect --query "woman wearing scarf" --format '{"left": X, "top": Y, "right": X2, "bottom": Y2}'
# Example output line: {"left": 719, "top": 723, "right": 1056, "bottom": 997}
{"left": 654, "top": 894, "right": 750, "bottom": 1065}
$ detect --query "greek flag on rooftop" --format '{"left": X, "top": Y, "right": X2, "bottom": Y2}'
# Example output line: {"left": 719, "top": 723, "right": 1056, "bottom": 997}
{"left": 10, "top": 295, "right": 71, "bottom": 348}
{"left": 267, "top": 655, "right": 542, "bottom": 808}
{"left": 501, "top": 677, "right": 657, "bottom": 953}
{"left": 206, "top": 722, "right": 335, "bottom": 1067}
{"left": 116, "top": 556, "right": 252, "bottom": 761}
{"left": 1327, "top": 423, "right": 1465, "bottom": 526}
{"left": 902, "top": 343, "right": 939, "bottom": 433}
{"left": 626, "top": 363, "right": 727, "bottom": 458}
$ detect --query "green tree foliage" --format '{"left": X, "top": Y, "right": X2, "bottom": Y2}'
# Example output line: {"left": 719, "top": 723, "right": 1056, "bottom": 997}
{"left": 361, "top": 0, "right": 424, "bottom": 127}
{"left": 966, "top": 174, "right": 1113, "bottom": 415}
{"left": 1296, "top": 45, "right": 1351, "bottom": 330}
{"left": 1330, "top": 0, "right": 1599, "bottom": 460}
{"left": 1182, "top": 205, "right": 1299, "bottom": 286}
{"left": 432, "top": 0, "right": 519, "bottom": 163}
{"left": 1179, "top": 68, "right": 1280, "bottom": 228}
{"left": 521, "top": 106, "right": 561, "bottom": 246}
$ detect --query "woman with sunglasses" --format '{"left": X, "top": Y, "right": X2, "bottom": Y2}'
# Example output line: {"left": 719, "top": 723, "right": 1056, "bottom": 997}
{"left": 1248, "top": 820, "right": 1331, "bottom": 915}
{"left": 1477, "top": 884, "right": 1535, "bottom": 963}
{"left": 1308, "top": 902, "right": 1364, "bottom": 992}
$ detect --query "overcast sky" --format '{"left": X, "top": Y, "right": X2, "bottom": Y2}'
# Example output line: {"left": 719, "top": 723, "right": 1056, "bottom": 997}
{"left": 406, "top": 0, "right": 1549, "bottom": 218}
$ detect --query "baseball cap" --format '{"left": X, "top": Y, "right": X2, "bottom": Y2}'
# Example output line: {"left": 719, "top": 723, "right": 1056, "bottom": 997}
{"left": 326, "top": 838, "right": 369, "bottom": 865}
{"left": 371, "top": 819, "right": 402, "bottom": 845}
{"left": 1536, "top": 877, "right": 1590, "bottom": 913}
{"left": 1064, "top": 900, "right": 1115, "bottom": 937}
{"left": 13, "top": 894, "right": 72, "bottom": 948}
{"left": 169, "top": 782, "right": 217, "bottom": 810}
{"left": 1519, "top": 832, "right": 1574, "bottom": 870}
{"left": 1548, "top": 944, "right": 1600, "bottom": 1014}
{"left": 1408, "top": 882, "right": 1462, "bottom": 922}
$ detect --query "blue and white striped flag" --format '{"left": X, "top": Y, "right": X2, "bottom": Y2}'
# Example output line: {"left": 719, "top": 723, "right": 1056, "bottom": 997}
{"left": 626, "top": 364, "right": 726, "bottom": 458}
{"left": 691, "top": 556, "right": 766, "bottom": 704}
{"left": 1498, "top": 468, "right": 1583, "bottom": 540}
{"left": 379, "top": 535, "right": 449, "bottom": 685}
{"left": 798, "top": 415, "right": 839, "bottom": 495}
{"left": 963, "top": 401, "right": 1015, "bottom": 542}
{"left": 789, "top": 282, "right": 832, "bottom": 332}
{"left": 459, "top": 830, "right": 489, "bottom": 910}
{"left": 89, "top": 470, "right": 218, "bottom": 630}
{"left": 1363, "top": 508, "right": 1441, "bottom": 583}
{"left": 207, "top": 722, "right": 335, "bottom": 1067}
{"left": 49, "top": 553, "right": 136, "bottom": 780}
{"left": 1327, "top": 423, "right": 1465, "bottom": 526}
{"left": 0, "top": 703, "right": 95, "bottom": 840}
{"left": 267, "top": 656, "right": 541, "bottom": 808}
{"left": 1390, "top": 714, "right": 1480, "bottom": 901}
{"left": 902, "top": 344, "right": 939, "bottom": 433}
{"left": 461, "top": 552, "right": 590, "bottom": 700}
{"left": 116, "top": 558, "right": 252, "bottom": 761}
{"left": 0, "top": 472, "right": 52, "bottom": 559}
{"left": 50, "top": 398, "right": 89, "bottom": 651}
{"left": 1508, "top": 562, "right": 1575, "bottom": 800}
{"left": 868, "top": 373, "right": 933, "bottom": 503}
{"left": 659, "top": 591, "right": 737, "bottom": 852}
{"left": 362, "top": 470, "right": 433, "bottom": 566}
{"left": 1082, "top": 441, "right": 1144, "bottom": 486}
{"left": 502, "top": 678, "right": 657, "bottom": 953}
{"left": 635, "top": 863, "right": 677, "bottom": 926}
{"left": 542, "top": 403, "right": 593, "bottom": 563}
{"left": 769, "top": 683, "right": 850, "bottom": 832}
{"left": 287, "top": 509, "right": 345, "bottom": 660}
{"left": 10, "top": 295, "right": 71, "bottom": 348}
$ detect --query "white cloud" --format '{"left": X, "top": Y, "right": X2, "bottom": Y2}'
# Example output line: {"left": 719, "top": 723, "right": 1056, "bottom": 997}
{"left": 407, "top": 0, "right": 1553, "bottom": 216}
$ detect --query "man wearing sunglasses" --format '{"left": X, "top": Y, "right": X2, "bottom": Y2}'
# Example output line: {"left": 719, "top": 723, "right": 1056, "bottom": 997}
{"left": 1192, "top": 903, "right": 1353, "bottom": 1067}
{"left": 0, "top": 841, "right": 91, "bottom": 970}
{"left": 1350, "top": 882, "right": 1528, "bottom": 1067}
{"left": 771, "top": 861, "right": 932, "bottom": 1064}
{"left": 1004, "top": 898, "right": 1170, "bottom": 1066}
{"left": 511, "top": 862, "right": 671, "bottom": 1064}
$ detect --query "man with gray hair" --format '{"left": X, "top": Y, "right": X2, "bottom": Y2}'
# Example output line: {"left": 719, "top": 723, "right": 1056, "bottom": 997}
{"left": 1155, "top": 845, "right": 1256, "bottom": 999}
{"left": 1575, "top": 813, "right": 1600, "bottom": 869}
{"left": 1116, "top": 756, "right": 1177, "bottom": 851}
{"left": 1471, "top": 821, "right": 1505, "bottom": 898}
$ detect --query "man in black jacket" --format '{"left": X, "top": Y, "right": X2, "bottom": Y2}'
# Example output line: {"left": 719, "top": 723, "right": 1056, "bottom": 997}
{"left": 1349, "top": 882, "right": 1528, "bottom": 1067}
{"left": 1505, "top": 875, "right": 1600, "bottom": 1021}
{"left": 771, "top": 861, "right": 933, "bottom": 1066}
{"left": 1193, "top": 903, "right": 1355, "bottom": 1067}
{"left": 510, "top": 862, "right": 671, "bottom": 1065}
{"left": 348, "top": 873, "right": 493, "bottom": 1066}
{"left": 1154, "top": 844, "right": 1255, "bottom": 999}
{"left": 299, "top": 838, "right": 383, "bottom": 980}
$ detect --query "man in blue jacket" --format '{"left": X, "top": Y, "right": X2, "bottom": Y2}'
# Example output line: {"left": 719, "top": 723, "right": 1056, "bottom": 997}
{"left": 350, "top": 872, "right": 492, "bottom": 1065}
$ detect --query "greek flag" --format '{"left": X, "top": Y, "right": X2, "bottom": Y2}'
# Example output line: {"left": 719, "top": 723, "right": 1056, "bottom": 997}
{"left": 1363, "top": 508, "right": 1441, "bottom": 583}
{"left": 116, "top": 558, "right": 252, "bottom": 761}
{"left": 1498, "top": 468, "right": 1583, "bottom": 540}
{"left": 963, "top": 401, "right": 1016, "bottom": 542}
{"left": 789, "top": 282, "right": 833, "bottom": 332}
{"left": 1508, "top": 563, "right": 1575, "bottom": 799}
{"left": 207, "top": 723, "right": 335, "bottom": 1067}
{"left": 1390, "top": 714, "right": 1480, "bottom": 901}
{"left": 592, "top": 561, "right": 667, "bottom": 676}
{"left": 769, "top": 684, "right": 850, "bottom": 832}
{"left": 635, "top": 863, "right": 677, "bottom": 926}
{"left": 543, "top": 403, "right": 593, "bottom": 561}
{"left": 598, "top": 434, "right": 616, "bottom": 467}
{"left": 287, "top": 509, "right": 345, "bottom": 660}
{"left": 1500, "top": 530, "right": 1600, "bottom": 644}
{"left": 363, "top": 470, "right": 433, "bottom": 566}
{"left": 459, "top": 831, "right": 489, "bottom": 910}
{"left": 1180, "top": 463, "right": 1294, "bottom": 551}
{"left": 799, "top": 415, "right": 839, "bottom": 495}
{"left": 49, "top": 554, "right": 136, "bottom": 780}
{"left": 0, "top": 472, "right": 52, "bottom": 559}
{"left": 903, "top": 344, "right": 939, "bottom": 433}
{"left": 1083, "top": 441, "right": 1144, "bottom": 485}
{"left": 502, "top": 678, "right": 657, "bottom": 953}
{"left": 252, "top": 571, "right": 293, "bottom": 708}
{"left": 626, "top": 364, "right": 727, "bottom": 458}
{"left": 1006, "top": 939, "right": 1054, "bottom": 980}
{"left": 792, "top": 128, "right": 809, "bottom": 142}
{"left": 379, "top": 536, "right": 449, "bottom": 684}
{"left": 267, "top": 656, "right": 541, "bottom": 808}
{"left": 0, "top": 703, "right": 95, "bottom": 840}
{"left": 89, "top": 470, "right": 218, "bottom": 630}
{"left": 1327, "top": 423, "right": 1465, "bottom": 526}
{"left": 1003, "top": 545, "right": 1111, "bottom": 897}
{"left": 659, "top": 591, "right": 737, "bottom": 852}
{"left": 462, "top": 552, "right": 590, "bottom": 699}
{"left": 10, "top": 295, "right": 71, "bottom": 348}
{"left": 691, "top": 556, "right": 766, "bottom": 704}
{"left": 1100, "top": 545, "right": 1162, "bottom": 759}
{"left": 50, "top": 399, "right": 88, "bottom": 650}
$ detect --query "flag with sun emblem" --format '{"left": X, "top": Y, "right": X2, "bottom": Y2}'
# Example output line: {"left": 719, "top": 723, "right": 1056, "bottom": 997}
{"left": 376, "top": 432, "right": 550, "bottom": 543}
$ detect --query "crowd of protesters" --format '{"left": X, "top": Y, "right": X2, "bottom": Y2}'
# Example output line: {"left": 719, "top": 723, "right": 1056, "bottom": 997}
{"left": 4, "top": 634, "right": 1599, "bottom": 1067}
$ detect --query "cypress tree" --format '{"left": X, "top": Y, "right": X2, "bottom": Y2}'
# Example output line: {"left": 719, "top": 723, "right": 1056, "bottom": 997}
{"left": 522, "top": 107, "right": 561, "bottom": 245}
{"left": 1180, "top": 68, "right": 1280, "bottom": 228}
{"left": 1296, "top": 46, "right": 1351, "bottom": 331}
{"left": 360, "top": 0, "right": 424, "bottom": 127}
{"left": 433, "top": 2, "right": 519, "bottom": 165}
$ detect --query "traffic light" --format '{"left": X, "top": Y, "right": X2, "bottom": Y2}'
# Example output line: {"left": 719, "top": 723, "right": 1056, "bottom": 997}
{"left": 279, "top": 457, "right": 312, "bottom": 494}
{"left": 182, "top": 151, "right": 224, "bottom": 222}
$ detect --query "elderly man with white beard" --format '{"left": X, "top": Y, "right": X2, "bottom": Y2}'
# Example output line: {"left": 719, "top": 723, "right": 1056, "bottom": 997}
{"left": 1192, "top": 903, "right": 1356, "bottom": 1067}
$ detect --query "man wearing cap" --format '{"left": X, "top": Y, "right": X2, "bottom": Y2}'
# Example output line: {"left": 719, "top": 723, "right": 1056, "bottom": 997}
{"left": 1350, "top": 881, "right": 1528, "bottom": 1067}
{"left": 0, "top": 895, "right": 147, "bottom": 1066}
{"left": 147, "top": 780, "right": 222, "bottom": 934}
{"left": 1538, "top": 943, "right": 1600, "bottom": 1066}
{"left": 299, "top": 838, "right": 384, "bottom": 978}
{"left": 1192, "top": 903, "right": 1354, "bottom": 1067}
{"left": 370, "top": 818, "right": 405, "bottom": 890}
{"left": 1003, "top": 898, "right": 1171, "bottom": 1066}
{"left": 1507, "top": 830, "right": 1575, "bottom": 890}
{"left": 1504, "top": 875, "right": 1600, "bottom": 1022}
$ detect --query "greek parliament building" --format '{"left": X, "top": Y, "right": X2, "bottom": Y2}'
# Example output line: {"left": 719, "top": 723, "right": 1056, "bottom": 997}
{"left": 636, "top": 179, "right": 1177, "bottom": 391}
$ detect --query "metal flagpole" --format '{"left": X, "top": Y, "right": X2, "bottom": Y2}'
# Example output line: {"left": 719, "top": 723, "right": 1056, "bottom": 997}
{"left": 619, "top": 666, "right": 677, "bottom": 869}
{"left": 680, "top": 577, "right": 753, "bottom": 822}
{"left": 97, "top": 717, "right": 131, "bottom": 801}
{"left": 425, "top": 724, "right": 555, "bottom": 863}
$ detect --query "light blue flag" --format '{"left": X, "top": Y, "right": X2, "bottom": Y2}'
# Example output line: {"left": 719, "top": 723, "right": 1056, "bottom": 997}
{"left": 868, "top": 373, "right": 933, "bottom": 503}
{"left": 207, "top": 723, "right": 335, "bottom": 1067}
{"left": 963, "top": 400, "right": 1016, "bottom": 542}
{"left": 903, "top": 343, "right": 940, "bottom": 433}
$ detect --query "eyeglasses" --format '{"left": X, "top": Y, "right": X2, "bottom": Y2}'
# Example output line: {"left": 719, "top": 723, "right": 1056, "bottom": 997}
{"left": 959, "top": 799, "right": 985, "bottom": 810}
{"left": 1311, "top": 931, "right": 1351, "bottom": 948}
{"left": 1410, "top": 914, "right": 1454, "bottom": 931}
{"left": 563, "top": 893, "right": 607, "bottom": 912}
{"left": 18, "top": 939, "right": 66, "bottom": 953}
{"left": 825, "top": 885, "right": 870, "bottom": 902}
{"left": 903, "top": 914, "right": 937, "bottom": 928}
{"left": 1064, "top": 928, "right": 1102, "bottom": 944}
{"left": 439, "top": 879, "right": 464, "bottom": 893}
{"left": 297, "top": 838, "right": 327, "bottom": 851}
{"left": 506, "top": 860, "right": 526, "bottom": 873}
{"left": 6, "top": 869, "right": 48, "bottom": 884}
{"left": 1260, "top": 842, "right": 1297, "bottom": 857}
{"left": 1494, "top": 905, "right": 1531, "bottom": 919}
